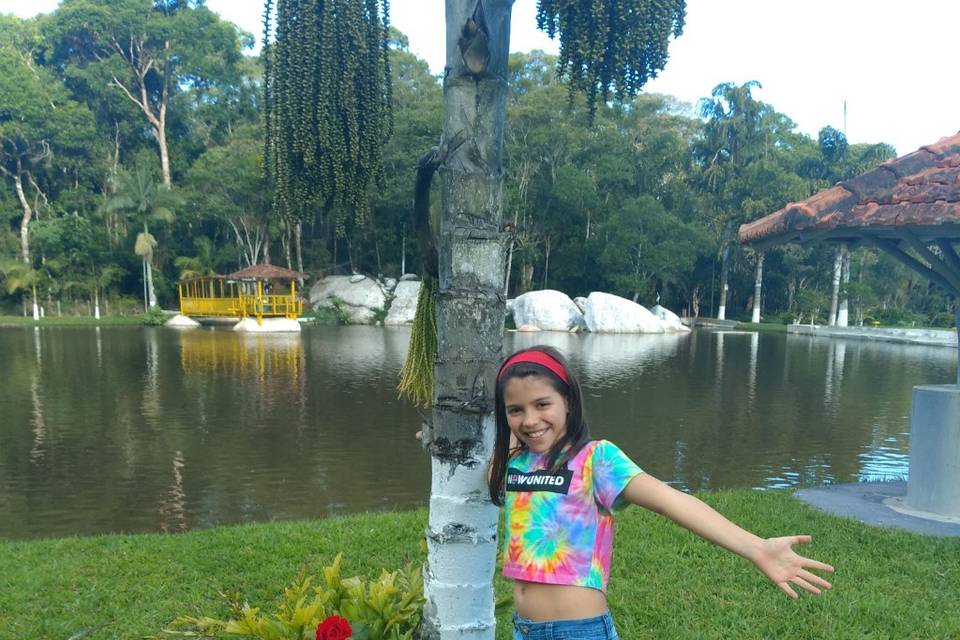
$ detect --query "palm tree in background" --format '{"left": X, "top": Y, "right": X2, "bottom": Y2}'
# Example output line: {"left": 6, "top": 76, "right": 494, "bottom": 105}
{"left": 105, "top": 164, "right": 180, "bottom": 308}
{"left": 0, "top": 259, "right": 42, "bottom": 319}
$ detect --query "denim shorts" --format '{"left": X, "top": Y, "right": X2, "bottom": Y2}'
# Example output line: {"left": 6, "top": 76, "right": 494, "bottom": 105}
{"left": 512, "top": 611, "right": 619, "bottom": 639}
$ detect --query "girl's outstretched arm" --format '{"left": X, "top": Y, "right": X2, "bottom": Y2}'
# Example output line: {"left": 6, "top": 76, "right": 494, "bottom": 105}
{"left": 621, "top": 473, "right": 834, "bottom": 598}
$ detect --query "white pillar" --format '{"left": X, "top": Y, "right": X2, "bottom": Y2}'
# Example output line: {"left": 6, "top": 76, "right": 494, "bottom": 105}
{"left": 751, "top": 253, "right": 764, "bottom": 324}
{"left": 906, "top": 385, "right": 960, "bottom": 518}
{"left": 837, "top": 246, "right": 850, "bottom": 327}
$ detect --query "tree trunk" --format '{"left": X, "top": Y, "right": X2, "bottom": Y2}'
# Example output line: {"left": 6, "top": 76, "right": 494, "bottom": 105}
{"left": 751, "top": 252, "right": 764, "bottom": 323}
{"left": 422, "top": 2, "right": 512, "bottom": 637}
{"left": 717, "top": 243, "right": 731, "bottom": 320}
{"left": 262, "top": 235, "right": 272, "bottom": 265}
{"left": 541, "top": 235, "right": 551, "bottom": 289}
{"left": 837, "top": 246, "right": 850, "bottom": 327}
{"left": 401, "top": 223, "right": 407, "bottom": 276}
{"left": 32, "top": 285, "right": 39, "bottom": 321}
{"left": 520, "top": 262, "right": 533, "bottom": 293}
{"left": 14, "top": 166, "right": 32, "bottom": 265}
{"left": 157, "top": 52, "right": 172, "bottom": 187}
{"left": 504, "top": 208, "right": 521, "bottom": 297}
{"left": 295, "top": 220, "right": 304, "bottom": 286}
{"left": 144, "top": 259, "right": 157, "bottom": 308}
{"left": 282, "top": 223, "right": 293, "bottom": 269}
{"left": 94, "top": 287, "right": 101, "bottom": 320}
{"left": 828, "top": 246, "right": 842, "bottom": 326}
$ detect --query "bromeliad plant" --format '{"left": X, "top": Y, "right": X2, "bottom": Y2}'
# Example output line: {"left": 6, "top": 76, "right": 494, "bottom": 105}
{"left": 163, "top": 554, "right": 424, "bottom": 640}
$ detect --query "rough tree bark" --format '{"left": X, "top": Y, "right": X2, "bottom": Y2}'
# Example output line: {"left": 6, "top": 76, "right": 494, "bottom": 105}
{"left": 421, "top": 1, "right": 512, "bottom": 638}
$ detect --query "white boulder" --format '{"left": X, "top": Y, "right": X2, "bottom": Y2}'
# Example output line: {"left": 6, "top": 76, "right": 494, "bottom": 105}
{"left": 583, "top": 292, "right": 665, "bottom": 333}
{"left": 233, "top": 317, "right": 302, "bottom": 333}
{"left": 385, "top": 280, "right": 421, "bottom": 325}
{"left": 165, "top": 314, "right": 200, "bottom": 328}
{"left": 650, "top": 304, "right": 691, "bottom": 332}
{"left": 511, "top": 290, "right": 585, "bottom": 332}
{"left": 309, "top": 275, "right": 387, "bottom": 324}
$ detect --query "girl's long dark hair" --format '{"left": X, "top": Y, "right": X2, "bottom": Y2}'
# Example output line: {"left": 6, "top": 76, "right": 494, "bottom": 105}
{"left": 488, "top": 346, "right": 590, "bottom": 505}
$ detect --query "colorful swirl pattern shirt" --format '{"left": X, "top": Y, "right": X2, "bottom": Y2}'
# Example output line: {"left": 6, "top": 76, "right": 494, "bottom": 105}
{"left": 502, "top": 440, "right": 644, "bottom": 592}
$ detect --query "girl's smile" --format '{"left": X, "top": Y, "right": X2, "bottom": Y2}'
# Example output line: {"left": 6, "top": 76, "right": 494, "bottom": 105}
{"left": 503, "top": 376, "right": 569, "bottom": 454}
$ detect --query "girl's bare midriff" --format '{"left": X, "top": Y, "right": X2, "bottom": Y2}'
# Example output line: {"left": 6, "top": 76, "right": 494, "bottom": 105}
{"left": 512, "top": 580, "right": 608, "bottom": 621}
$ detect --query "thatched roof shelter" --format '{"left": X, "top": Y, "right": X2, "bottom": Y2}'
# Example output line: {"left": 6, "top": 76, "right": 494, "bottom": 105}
{"left": 739, "top": 131, "right": 960, "bottom": 295}
{"left": 226, "top": 264, "right": 309, "bottom": 281}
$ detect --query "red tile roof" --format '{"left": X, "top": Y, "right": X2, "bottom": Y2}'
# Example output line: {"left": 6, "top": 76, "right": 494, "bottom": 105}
{"left": 227, "top": 264, "right": 308, "bottom": 280}
{"left": 739, "top": 131, "right": 960, "bottom": 247}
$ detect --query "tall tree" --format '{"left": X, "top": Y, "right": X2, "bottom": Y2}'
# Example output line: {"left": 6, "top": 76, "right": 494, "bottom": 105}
{"left": 47, "top": 0, "right": 246, "bottom": 187}
{"left": 0, "top": 33, "right": 98, "bottom": 267}
{"left": 411, "top": 2, "right": 685, "bottom": 637}
{"left": 186, "top": 125, "right": 273, "bottom": 267}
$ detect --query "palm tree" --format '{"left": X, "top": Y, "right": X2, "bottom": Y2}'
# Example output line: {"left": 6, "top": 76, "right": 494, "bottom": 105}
{"left": 175, "top": 236, "right": 222, "bottom": 298}
{"left": 105, "top": 165, "right": 179, "bottom": 308}
{"left": 0, "top": 259, "right": 42, "bottom": 320}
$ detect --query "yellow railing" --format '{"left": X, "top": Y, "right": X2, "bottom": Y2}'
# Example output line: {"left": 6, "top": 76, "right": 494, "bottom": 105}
{"left": 179, "top": 296, "right": 243, "bottom": 317}
{"left": 239, "top": 293, "right": 303, "bottom": 320}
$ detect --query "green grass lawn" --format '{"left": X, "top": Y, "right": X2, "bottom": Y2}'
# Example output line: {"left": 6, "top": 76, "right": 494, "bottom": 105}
{"left": 1, "top": 490, "right": 958, "bottom": 639}
{"left": 0, "top": 314, "right": 146, "bottom": 327}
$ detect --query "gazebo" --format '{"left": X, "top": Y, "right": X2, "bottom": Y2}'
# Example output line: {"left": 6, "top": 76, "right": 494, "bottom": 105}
{"left": 739, "top": 131, "right": 960, "bottom": 340}
{"left": 178, "top": 264, "right": 308, "bottom": 324}
{"left": 739, "top": 131, "right": 960, "bottom": 523}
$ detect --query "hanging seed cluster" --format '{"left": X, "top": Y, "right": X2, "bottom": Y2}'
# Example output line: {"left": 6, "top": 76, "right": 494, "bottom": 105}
{"left": 536, "top": 0, "right": 686, "bottom": 118}
{"left": 397, "top": 281, "right": 437, "bottom": 409}
{"left": 263, "top": 0, "right": 393, "bottom": 233}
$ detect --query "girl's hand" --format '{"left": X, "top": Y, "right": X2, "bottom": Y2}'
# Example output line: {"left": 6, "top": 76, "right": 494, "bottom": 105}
{"left": 751, "top": 535, "right": 834, "bottom": 598}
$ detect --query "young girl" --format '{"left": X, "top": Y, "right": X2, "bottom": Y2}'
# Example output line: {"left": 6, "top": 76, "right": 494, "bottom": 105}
{"left": 489, "top": 346, "right": 834, "bottom": 639}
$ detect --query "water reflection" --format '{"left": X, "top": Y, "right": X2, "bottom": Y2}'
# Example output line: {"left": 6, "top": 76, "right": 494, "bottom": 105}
{"left": 143, "top": 328, "right": 161, "bottom": 422}
{"left": 0, "top": 326, "right": 955, "bottom": 539}
{"left": 159, "top": 450, "right": 187, "bottom": 533}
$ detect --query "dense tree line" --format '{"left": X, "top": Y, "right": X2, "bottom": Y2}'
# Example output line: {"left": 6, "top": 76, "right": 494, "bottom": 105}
{"left": 0, "top": 1, "right": 953, "bottom": 325}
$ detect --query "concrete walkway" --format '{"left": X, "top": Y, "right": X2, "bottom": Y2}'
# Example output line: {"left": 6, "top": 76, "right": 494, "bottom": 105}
{"left": 794, "top": 482, "right": 960, "bottom": 537}
{"left": 787, "top": 324, "right": 957, "bottom": 348}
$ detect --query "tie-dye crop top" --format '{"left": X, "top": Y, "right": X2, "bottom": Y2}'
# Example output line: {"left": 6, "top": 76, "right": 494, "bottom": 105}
{"left": 502, "top": 440, "right": 644, "bottom": 592}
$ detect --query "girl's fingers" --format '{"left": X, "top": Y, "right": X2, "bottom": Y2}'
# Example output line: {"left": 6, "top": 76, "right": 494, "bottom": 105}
{"left": 777, "top": 581, "right": 799, "bottom": 599}
{"left": 801, "top": 558, "right": 835, "bottom": 573}
{"left": 790, "top": 534, "right": 813, "bottom": 545}
{"left": 798, "top": 569, "right": 833, "bottom": 590}
{"left": 791, "top": 576, "right": 821, "bottom": 596}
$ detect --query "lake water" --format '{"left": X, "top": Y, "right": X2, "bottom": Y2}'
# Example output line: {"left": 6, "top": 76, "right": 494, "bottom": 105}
{"left": 0, "top": 325, "right": 954, "bottom": 540}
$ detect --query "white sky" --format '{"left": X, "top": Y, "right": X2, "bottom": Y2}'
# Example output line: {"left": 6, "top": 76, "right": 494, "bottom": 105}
{"left": 3, "top": 0, "right": 958, "bottom": 155}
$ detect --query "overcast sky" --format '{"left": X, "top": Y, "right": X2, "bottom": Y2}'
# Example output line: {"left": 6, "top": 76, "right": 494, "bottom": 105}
{"left": 3, "top": 0, "right": 958, "bottom": 155}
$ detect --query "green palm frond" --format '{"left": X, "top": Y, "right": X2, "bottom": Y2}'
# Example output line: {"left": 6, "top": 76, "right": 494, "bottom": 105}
{"left": 0, "top": 259, "right": 40, "bottom": 295}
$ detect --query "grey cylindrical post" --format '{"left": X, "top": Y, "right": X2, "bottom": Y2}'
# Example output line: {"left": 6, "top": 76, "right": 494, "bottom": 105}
{"left": 906, "top": 385, "right": 960, "bottom": 518}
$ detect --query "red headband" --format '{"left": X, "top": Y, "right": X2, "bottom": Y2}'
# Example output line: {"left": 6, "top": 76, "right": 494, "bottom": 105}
{"left": 497, "top": 351, "right": 570, "bottom": 385}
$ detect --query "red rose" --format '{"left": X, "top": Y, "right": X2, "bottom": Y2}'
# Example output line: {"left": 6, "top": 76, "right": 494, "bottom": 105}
{"left": 316, "top": 615, "right": 352, "bottom": 640}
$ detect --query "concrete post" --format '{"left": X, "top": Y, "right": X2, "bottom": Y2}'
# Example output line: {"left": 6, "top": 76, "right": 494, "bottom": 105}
{"left": 906, "top": 385, "right": 960, "bottom": 518}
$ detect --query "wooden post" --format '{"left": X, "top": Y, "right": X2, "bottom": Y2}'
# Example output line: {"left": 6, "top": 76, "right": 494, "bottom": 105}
{"left": 290, "top": 279, "right": 297, "bottom": 319}
{"left": 257, "top": 280, "right": 263, "bottom": 325}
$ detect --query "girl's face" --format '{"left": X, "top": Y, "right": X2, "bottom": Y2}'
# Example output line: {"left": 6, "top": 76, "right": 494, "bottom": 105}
{"left": 502, "top": 375, "right": 569, "bottom": 454}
